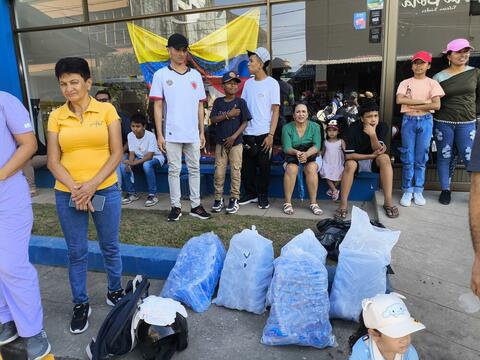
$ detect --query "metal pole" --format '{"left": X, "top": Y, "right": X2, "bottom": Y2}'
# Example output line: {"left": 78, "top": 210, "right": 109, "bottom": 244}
{"left": 266, "top": 0, "right": 272, "bottom": 74}
{"left": 379, "top": 0, "right": 399, "bottom": 149}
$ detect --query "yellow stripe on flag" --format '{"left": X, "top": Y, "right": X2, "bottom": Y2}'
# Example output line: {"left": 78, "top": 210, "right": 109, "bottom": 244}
{"left": 127, "top": 23, "right": 169, "bottom": 64}
{"left": 127, "top": 8, "right": 260, "bottom": 64}
{"left": 189, "top": 8, "right": 260, "bottom": 62}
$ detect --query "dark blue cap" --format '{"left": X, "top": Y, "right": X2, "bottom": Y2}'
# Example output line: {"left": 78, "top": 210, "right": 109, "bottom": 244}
{"left": 222, "top": 71, "right": 241, "bottom": 84}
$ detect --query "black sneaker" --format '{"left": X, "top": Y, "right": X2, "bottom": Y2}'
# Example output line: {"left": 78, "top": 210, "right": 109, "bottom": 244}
{"left": 70, "top": 303, "right": 91, "bottom": 334}
{"left": 106, "top": 288, "right": 124, "bottom": 306}
{"left": 190, "top": 205, "right": 211, "bottom": 219}
{"left": 167, "top": 207, "right": 182, "bottom": 222}
{"left": 439, "top": 190, "right": 451, "bottom": 205}
{"left": 258, "top": 194, "right": 270, "bottom": 209}
{"left": 238, "top": 194, "right": 258, "bottom": 205}
{"left": 225, "top": 198, "right": 239, "bottom": 214}
{"left": 211, "top": 198, "right": 224, "bottom": 213}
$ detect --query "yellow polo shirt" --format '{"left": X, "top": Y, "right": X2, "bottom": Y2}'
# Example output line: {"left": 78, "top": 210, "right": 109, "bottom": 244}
{"left": 48, "top": 97, "right": 119, "bottom": 192}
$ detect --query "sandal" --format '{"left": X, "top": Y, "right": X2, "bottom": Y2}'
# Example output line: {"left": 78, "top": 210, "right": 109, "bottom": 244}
{"left": 383, "top": 205, "right": 399, "bottom": 219}
{"left": 283, "top": 203, "right": 294, "bottom": 215}
{"left": 334, "top": 208, "right": 348, "bottom": 220}
{"left": 332, "top": 190, "right": 340, "bottom": 201}
{"left": 309, "top": 203, "right": 323, "bottom": 216}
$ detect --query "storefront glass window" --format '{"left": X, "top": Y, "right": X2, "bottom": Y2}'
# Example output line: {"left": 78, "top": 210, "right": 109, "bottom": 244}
{"left": 15, "top": 0, "right": 84, "bottom": 28}
{"left": 19, "top": 6, "right": 267, "bottom": 159}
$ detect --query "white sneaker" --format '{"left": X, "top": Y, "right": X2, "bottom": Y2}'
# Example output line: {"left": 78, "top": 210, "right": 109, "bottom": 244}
{"left": 413, "top": 192, "right": 426, "bottom": 206}
{"left": 400, "top": 192, "right": 412, "bottom": 207}
{"left": 145, "top": 195, "right": 159, "bottom": 207}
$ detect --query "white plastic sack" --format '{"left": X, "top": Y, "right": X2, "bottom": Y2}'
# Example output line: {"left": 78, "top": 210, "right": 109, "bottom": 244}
{"left": 161, "top": 232, "right": 225, "bottom": 313}
{"left": 329, "top": 207, "right": 400, "bottom": 321}
{"left": 213, "top": 226, "right": 274, "bottom": 314}
{"left": 262, "top": 248, "right": 335, "bottom": 348}
{"left": 281, "top": 229, "right": 327, "bottom": 264}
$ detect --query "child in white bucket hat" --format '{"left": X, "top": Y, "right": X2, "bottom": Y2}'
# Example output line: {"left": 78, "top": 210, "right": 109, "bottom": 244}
{"left": 349, "top": 293, "right": 425, "bottom": 360}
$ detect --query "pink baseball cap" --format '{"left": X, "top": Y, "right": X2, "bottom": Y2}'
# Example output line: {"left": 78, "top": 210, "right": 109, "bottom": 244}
{"left": 411, "top": 51, "right": 432, "bottom": 63}
{"left": 443, "top": 38, "right": 474, "bottom": 54}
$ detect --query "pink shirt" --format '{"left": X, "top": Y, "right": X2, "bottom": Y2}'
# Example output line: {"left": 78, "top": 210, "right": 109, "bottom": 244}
{"left": 396, "top": 77, "right": 445, "bottom": 115}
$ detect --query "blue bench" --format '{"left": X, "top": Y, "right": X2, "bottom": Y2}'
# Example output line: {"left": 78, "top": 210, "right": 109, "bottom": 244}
{"left": 34, "top": 164, "right": 378, "bottom": 201}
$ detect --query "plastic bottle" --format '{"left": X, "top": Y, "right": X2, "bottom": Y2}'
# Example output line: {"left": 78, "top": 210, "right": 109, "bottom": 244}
{"left": 297, "top": 163, "right": 305, "bottom": 201}
{"left": 458, "top": 292, "right": 480, "bottom": 313}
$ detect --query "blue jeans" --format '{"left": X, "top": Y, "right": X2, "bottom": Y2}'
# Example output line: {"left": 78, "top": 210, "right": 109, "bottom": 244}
{"left": 120, "top": 157, "right": 162, "bottom": 196}
{"left": 400, "top": 114, "right": 433, "bottom": 193}
{"left": 55, "top": 184, "right": 122, "bottom": 304}
{"left": 115, "top": 153, "right": 129, "bottom": 190}
{"left": 434, "top": 120, "right": 476, "bottom": 190}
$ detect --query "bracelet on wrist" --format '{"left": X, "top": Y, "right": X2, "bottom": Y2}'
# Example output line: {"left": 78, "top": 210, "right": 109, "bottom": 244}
{"left": 267, "top": 133, "right": 274, "bottom": 137}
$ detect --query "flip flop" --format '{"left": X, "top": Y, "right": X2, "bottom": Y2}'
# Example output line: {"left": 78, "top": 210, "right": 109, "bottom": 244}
{"left": 383, "top": 205, "right": 399, "bottom": 218}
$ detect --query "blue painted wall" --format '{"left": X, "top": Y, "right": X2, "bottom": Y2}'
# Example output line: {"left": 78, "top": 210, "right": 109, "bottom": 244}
{"left": 0, "top": 0, "right": 22, "bottom": 101}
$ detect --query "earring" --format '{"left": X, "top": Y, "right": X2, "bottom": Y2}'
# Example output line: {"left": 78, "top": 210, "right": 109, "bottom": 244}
{"left": 448, "top": 60, "right": 451, "bottom": 67}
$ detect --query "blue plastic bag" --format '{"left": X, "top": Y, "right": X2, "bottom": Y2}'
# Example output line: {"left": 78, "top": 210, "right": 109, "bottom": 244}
{"left": 213, "top": 226, "right": 274, "bottom": 314}
{"left": 266, "top": 229, "right": 327, "bottom": 307}
{"left": 161, "top": 232, "right": 225, "bottom": 313}
{"left": 329, "top": 207, "right": 400, "bottom": 321}
{"left": 262, "top": 248, "right": 336, "bottom": 349}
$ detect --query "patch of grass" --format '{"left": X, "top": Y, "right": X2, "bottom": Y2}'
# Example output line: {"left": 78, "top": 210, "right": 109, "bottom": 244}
{"left": 32, "top": 204, "right": 318, "bottom": 254}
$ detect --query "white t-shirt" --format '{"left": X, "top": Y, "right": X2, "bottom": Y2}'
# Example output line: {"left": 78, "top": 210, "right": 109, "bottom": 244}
{"left": 128, "top": 130, "right": 165, "bottom": 164}
{"left": 241, "top": 76, "right": 280, "bottom": 136}
{"left": 149, "top": 66, "right": 206, "bottom": 143}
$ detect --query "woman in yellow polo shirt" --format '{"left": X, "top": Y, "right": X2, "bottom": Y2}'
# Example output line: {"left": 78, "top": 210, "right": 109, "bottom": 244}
{"left": 47, "top": 57, "right": 123, "bottom": 335}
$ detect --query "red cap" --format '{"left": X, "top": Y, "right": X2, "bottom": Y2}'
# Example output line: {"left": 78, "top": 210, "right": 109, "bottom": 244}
{"left": 411, "top": 51, "right": 432, "bottom": 63}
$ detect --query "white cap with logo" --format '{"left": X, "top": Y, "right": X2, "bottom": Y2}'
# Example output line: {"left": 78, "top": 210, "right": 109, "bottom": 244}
{"left": 247, "top": 47, "right": 271, "bottom": 64}
{"left": 362, "top": 293, "right": 426, "bottom": 338}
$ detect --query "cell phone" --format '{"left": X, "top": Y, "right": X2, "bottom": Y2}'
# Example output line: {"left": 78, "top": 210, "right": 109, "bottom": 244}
{"left": 69, "top": 195, "right": 106, "bottom": 212}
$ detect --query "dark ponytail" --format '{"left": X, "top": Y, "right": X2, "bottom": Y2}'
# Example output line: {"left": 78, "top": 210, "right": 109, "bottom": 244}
{"left": 348, "top": 313, "right": 369, "bottom": 353}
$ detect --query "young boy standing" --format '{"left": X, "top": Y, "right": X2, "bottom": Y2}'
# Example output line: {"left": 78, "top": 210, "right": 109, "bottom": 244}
{"left": 240, "top": 47, "right": 280, "bottom": 209}
{"left": 396, "top": 51, "right": 444, "bottom": 207}
{"left": 210, "top": 72, "right": 251, "bottom": 214}
{"left": 120, "top": 113, "right": 165, "bottom": 207}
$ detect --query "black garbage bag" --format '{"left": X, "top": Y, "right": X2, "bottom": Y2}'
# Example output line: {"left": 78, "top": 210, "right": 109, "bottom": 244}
{"left": 316, "top": 218, "right": 386, "bottom": 262}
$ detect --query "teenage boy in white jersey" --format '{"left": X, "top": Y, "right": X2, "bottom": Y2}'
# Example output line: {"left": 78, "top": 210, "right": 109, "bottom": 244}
{"left": 150, "top": 33, "right": 211, "bottom": 221}
{"left": 239, "top": 47, "right": 280, "bottom": 209}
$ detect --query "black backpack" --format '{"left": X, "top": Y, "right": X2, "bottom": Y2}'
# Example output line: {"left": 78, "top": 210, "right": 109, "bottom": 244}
{"left": 88, "top": 275, "right": 150, "bottom": 360}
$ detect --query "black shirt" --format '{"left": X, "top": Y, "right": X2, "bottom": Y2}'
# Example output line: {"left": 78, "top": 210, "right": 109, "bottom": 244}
{"left": 468, "top": 130, "right": 480, "bottom": 172}
{"left": 345, "top": 121, "right": 388, "bottom": 155}
{"left": 211, "top": 97, "right": 251, "bottom": 145}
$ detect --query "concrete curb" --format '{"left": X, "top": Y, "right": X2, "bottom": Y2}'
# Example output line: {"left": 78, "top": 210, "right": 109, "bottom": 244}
{"left": 29, "top": 235, "right": 180, "bottom": 279}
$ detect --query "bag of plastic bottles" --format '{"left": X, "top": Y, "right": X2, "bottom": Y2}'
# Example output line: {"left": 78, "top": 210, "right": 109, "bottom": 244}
{"left": 213, "top": 226, "right": 274, "bottom": 314}
{"left": 262, "top": 247, "right": 335, "bottom": 349}
{"left": 329, "top": 207, "right": 400, "bottom": 321}
{"left": 266, "top": 229, "right": 327, "bottom": 307}
{"left": 161, "top": 232, "right": 226, "bottom": 313}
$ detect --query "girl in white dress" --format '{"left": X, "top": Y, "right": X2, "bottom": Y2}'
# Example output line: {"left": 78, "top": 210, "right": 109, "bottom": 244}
{"left": 320, "top": 120, "right": 345, "bottom": 200}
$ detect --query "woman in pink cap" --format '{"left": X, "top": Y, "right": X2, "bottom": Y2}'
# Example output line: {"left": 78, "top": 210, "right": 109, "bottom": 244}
{"left": 433, "top": 38, "right": 479, "bottom": 205}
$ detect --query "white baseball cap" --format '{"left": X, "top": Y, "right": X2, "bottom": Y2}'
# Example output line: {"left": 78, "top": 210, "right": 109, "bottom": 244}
{"left": 247, "top": 47, "right": 271, "bottom": 64}
{"left": 362, "top": 293, "right": 425, "bottom": 338}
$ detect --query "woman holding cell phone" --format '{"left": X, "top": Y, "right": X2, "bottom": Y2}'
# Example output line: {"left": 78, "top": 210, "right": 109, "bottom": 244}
{"left": 47, "top": 57, "right": 124, "bottom": 335}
